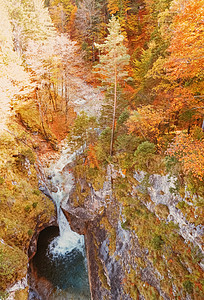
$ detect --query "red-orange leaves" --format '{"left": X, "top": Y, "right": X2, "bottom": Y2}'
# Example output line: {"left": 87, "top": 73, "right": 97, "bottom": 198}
{"left": 85, "top": 144, "right": 99, "bottom": 169}
{"left": 166, "top": 0, "right": 204, "bottom": 81}
{"left": 126, "top": 105, "right": 165, "bottom": 142}
{"left": 167, "top": 132, "right": 204, "bottom": 180}
{"left": 107, "top": 0, "right": 130, "bottom": 15}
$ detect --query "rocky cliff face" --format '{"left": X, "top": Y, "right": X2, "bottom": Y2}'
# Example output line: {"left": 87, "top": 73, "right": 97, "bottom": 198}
{"left": 134, "top": 172, "right": 204, "bottom": 261}
{"left": 0, "top": 129, "right": 55, "bottom": 298}
{"left": 62, "top": 167, "right": 204, "bottom": 300}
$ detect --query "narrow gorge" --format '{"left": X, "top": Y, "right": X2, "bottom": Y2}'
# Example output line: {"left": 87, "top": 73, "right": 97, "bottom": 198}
{"left": 0, "top": 0, "right": 204, "bottom": 299}
{"left": 26, "top": 142, "right": 204, "bottom": 300}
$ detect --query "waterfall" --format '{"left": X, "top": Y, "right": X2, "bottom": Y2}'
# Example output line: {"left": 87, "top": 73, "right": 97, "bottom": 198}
{"left": 47, "top": 145, "right": 84, "bottom": 258}
{"left": 49, "top": 209, "right": 84, "bottom": 257}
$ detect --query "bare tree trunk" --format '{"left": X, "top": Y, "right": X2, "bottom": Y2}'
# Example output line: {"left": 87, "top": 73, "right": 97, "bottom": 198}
{"left": 65, "top": 85, "right": 69, "bottom": 124}
{"left": 64, "top": 74, "right": 69, "bottom": 124}
{"left": 92, "top": 37, "right": 95, "bottom": 62}
{"left": 52, "top": 82, "right": 57, "bottom": 111}
{"left": 110, "top": 61, "right": 117, "bottom": 156}
{"left": 35, "top": 88, "right": 48, "bottom": 140}
{"left": 47, "top": 82, "right": 56, "bottom": 112}
{"left": 188, "top": 123, "right": 191, "bottom": 135}
{"left": 61, "top": 75, "right": 64, "bottom": 111}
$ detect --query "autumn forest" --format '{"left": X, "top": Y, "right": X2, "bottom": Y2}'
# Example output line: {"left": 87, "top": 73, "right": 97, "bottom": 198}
{"left": 0, "top": 0, "right": 204, "bottom": 299}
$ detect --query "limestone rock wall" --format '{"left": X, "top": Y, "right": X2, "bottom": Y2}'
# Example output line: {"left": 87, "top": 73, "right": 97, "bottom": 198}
{"left": 134, "top": 172, "right": 204, "bottom": 257}
{"left": 62, "top": 169, "right": 204, "bottom": 299}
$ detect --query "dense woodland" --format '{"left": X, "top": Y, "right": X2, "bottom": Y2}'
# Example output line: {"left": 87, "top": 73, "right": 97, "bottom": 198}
{"left": 0, "top": 0, "right": 204, "bottom": 298}
{"left": 1, "top": 0, "right": 204, "bottom": 182}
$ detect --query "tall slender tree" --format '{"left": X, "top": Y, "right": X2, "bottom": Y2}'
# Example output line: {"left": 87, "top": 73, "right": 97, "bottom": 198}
{"left": 49, "top": 0, "right": 76, "bottom": 33}
{"left": 74, "top": 0, "right": 103, "bottom": 61}
{"left": 94, "top": 16, "right": 130, "bottom": 155}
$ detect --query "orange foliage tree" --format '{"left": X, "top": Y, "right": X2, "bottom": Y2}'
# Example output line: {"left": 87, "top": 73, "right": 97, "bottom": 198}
{"left": 107, "top": 0, "right": 130, "bottom": 16}
{"left": 146, "top": 0, "right": 204, "bottom": 131}
{"left": 166, "top": 0, "right": 204, "bottom": 84}
{"left": 152, "top": 86, "right": 202, "bottom": 133}
{"left": 165, "top": 0, "right": 204, "bottom": 131}
{"left": 126, "top": 105, "right": 165, "bottom": 142}
{"left": 167, "top": 132, "right": 204, "bottom": 180}
{"left": 85, "top": 144, "right": 99, "bottom": 169}
{"left": 49, "top": 0, "right": 77, "bottom": 34}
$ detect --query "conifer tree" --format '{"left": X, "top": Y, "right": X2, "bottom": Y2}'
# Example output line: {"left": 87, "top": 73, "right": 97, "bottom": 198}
{"left": 94, "top": 16, "right": 130, "bottom": 155}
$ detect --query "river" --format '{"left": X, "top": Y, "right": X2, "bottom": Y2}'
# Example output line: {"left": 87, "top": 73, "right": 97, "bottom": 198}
{"left": 28, "top": 145, "right": 91, "bottom": 299}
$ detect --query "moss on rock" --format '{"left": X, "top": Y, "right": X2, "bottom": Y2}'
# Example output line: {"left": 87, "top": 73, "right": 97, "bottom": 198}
{"left": 154, "top": 204, "right": 169, "bottom": 220}
{"left": 16, "top": 101, "right": 57, "bottom": 148}
{"left": 0, "top": 129, "right": 55, "bottom": 293}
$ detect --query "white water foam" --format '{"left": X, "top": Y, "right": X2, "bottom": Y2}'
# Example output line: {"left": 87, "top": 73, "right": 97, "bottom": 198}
{"left": 47, "top": 146, "right": 84, "bottom": 258}
{"left": 48, "top": 209, "right": 84, "bottom": 257}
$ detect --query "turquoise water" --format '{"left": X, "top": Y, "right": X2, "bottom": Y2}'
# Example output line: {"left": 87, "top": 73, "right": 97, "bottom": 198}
{"left": 30, "top": 226, "right": 91, "bottom": 300}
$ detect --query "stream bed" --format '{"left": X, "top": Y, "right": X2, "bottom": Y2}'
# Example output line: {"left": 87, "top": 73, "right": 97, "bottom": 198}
{"left": 28, "top": 146, "right": 91, "bottom": 299}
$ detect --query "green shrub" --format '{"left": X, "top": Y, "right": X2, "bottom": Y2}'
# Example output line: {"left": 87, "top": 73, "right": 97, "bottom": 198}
{"left": 186, "top": 175, "right": 204, "bottom": 197}
{"left": 191, "top": 246, "right": 204, "bottom": 264}
{"left": 32, "top": 202, "right": 38, "bottom": 208}
{"left": 99, "top": 127, "right": 111, "bottom": 145}
{"left": 117, "top": 110, "right": 130, "bottom": 126}
{"left": 67, "top": 111, "right": 98, "bottom": 151}
{"left": 177, "top": 201, "right": 185, "bottom": 209}
{"left": 94, "top": 127, "right": 111, "bottom": 163}
{"left": 151, "top": 234, "right": 164, "bottom": 250}
{"left": 121, "top": 221, "right": 130, "bottom": 230}
{"left": 24, "top": 205, "right": 31, "bottom": 212}
{"left": 134, "top": 141, "right": 156, "bottom": 171}
{"left": 179, "top": 110, "right": 195, "bottom": 124}
{"left": 0, "top": 246, "right": 26, "bottom": 290}
{"left": 165, "top": 156, "right": 178, "bottom": 172}
{"left": 194, "top": 197, "right": 204, "bottom": 207}
{"left": 32, "top": 189, "right": 40, "bottom": 196}
{"left": 183, "top": 280, "right": 193, "bottom": 294}
{"left": 134, "top": 141, "right": 156, "bottom": 156}
{"left": 27, "top": 229, "right": 33, "bottom": 237}
{"left": 115, "top": 134, "right": 143, "bottom": 153}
